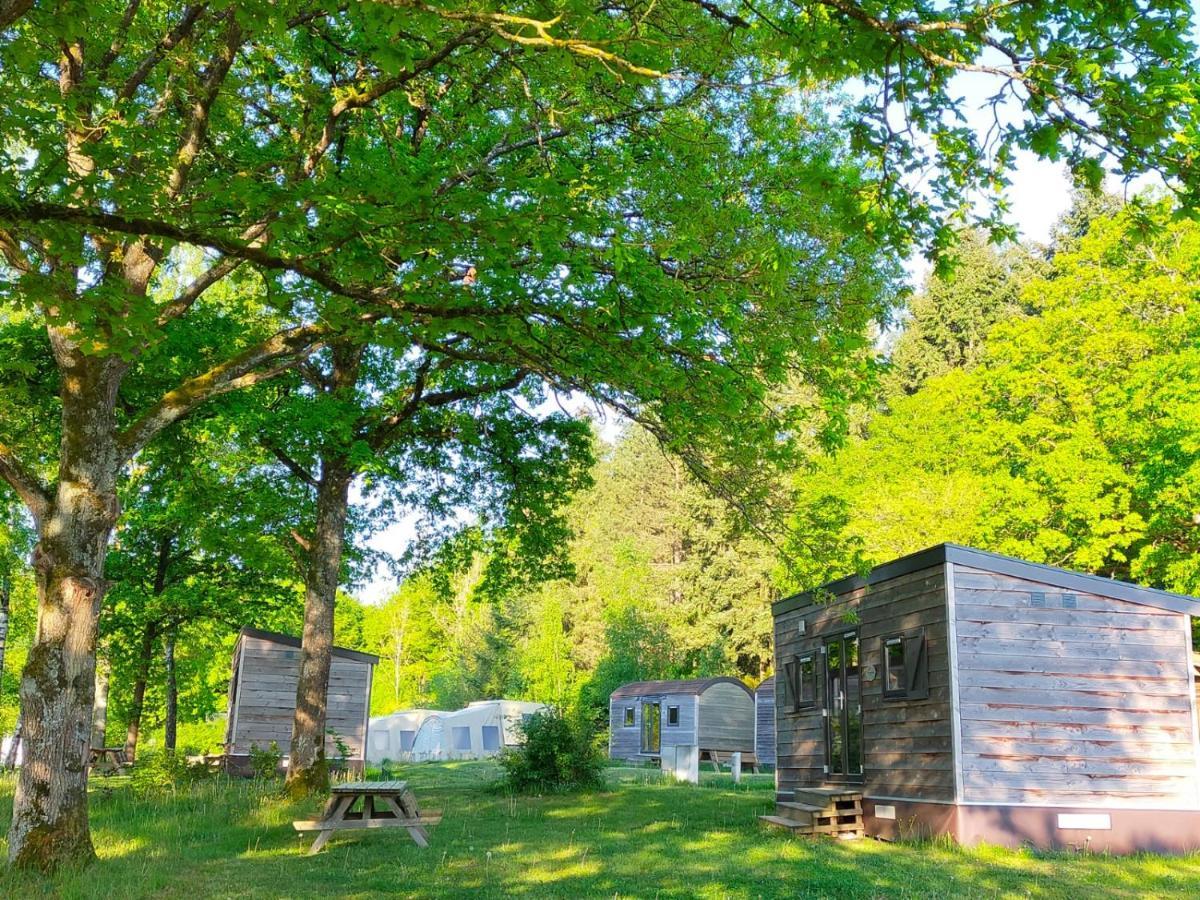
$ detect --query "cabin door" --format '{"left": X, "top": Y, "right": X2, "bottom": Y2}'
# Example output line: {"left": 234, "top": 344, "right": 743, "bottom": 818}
{"left": 824, "top": 631, "right": 863, "bottom": 781}
{"left": 641, "top": 701, "right": 661, "bottom": 754}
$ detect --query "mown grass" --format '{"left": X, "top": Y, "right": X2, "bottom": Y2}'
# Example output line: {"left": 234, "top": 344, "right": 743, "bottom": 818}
{"left": 0, "top": 762, "right": 1198, "bottom": 898}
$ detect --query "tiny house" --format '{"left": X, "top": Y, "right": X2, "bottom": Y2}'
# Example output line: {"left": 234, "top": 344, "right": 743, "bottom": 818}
{"left": 609, "top": 678, "right": 754, "bottom": 762}
{"left": 224, "top": 628, "right": 378, "bottom": 773}
{"left": 755, "top": 675, "right": 776, "bottom": 767}
{"left": 770, "top": 543, "right": 1200, "bottom": 853}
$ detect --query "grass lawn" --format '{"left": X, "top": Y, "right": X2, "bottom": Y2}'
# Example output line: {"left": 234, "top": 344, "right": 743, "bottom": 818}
{"left": 1, "top": 762, "right": 1198, "bottom": 898}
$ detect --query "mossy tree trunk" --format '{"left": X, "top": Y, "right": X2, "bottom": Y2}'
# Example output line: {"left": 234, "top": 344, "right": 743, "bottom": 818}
{"left": 285, "top": 461, "right": 352, "bottom": 796}
{"left": 8, "top": 350, "right": 126, "bottom": 871}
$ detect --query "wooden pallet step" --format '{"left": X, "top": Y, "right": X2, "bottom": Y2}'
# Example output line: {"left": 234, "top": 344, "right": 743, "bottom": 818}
{"left": 759, "top": 814, "right": 805, "bottom": 832}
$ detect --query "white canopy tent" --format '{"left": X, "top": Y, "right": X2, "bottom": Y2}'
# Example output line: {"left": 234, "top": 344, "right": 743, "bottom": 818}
{"left": 407, "top": 700, "right": 547, "bottom": 761}
{"left": 366, "top": 709, "right": 446, "bottom": 763}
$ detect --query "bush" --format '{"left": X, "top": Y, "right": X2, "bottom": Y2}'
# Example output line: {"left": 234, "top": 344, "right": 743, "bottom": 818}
{"left": 499, "top": 709, "right": 605, "bottom": 794}
{"left": 248, "top": 741, "right": 283, "bottom": 780}
{"left": 129, "top": 748, "right": 215, "bottom": 793}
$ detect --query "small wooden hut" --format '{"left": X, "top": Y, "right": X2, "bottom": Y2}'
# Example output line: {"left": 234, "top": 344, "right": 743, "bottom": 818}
{"left": 755, "top": 675, "right": 776, "bottom": 768}
{"left": 224, "top": 627, "right": 378, "bottom": 773}
{"left": 767, "top": 543, "right": 1200, "bottom": 853}
{"left": 609, "top": 677, "right": 754, "bottom": 763}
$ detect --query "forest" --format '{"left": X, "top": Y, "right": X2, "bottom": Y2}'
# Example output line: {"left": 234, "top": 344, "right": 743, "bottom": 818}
{"left": 2, "top": 0, "right": 1198, "bottom": 879}
{"left": 5, "top": 188, "right": 1195, "bottom": 754}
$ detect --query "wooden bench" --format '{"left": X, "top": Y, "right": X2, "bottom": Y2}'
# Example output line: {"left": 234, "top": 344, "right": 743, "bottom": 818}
{"left": 89, "top": 746, "right": 129, "bottom": 776}
{"left": 293, "top": 780, "right": 442, "bottom": 855}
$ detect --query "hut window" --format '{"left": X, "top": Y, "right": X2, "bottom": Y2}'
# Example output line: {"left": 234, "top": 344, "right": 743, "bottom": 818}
{"left": 785, "top": 656, "right": 816, "bottom": 711}
{"left": 883, "top": 631, "right": 929, "bottom": 701}
{"left": 667, "top": 705, "right": 680, "bottom": 726}
{"left": 399, "top": 730, "right": 416, "bottom": 752}
{"left": 798, "top": 656, "right": 816, "bottom": 707}
{"left": 623, "top": 706, "right": 635, "bottom": 727}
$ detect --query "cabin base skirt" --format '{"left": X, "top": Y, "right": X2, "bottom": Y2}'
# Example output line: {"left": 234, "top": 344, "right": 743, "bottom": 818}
{"left": 864, "top": 798, "right": 1200, "bottom": 855}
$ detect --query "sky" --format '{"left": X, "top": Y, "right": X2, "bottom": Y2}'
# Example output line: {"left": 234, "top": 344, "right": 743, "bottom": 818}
{"left": 352, "top": 63, "right": 1167, "bottom": 606}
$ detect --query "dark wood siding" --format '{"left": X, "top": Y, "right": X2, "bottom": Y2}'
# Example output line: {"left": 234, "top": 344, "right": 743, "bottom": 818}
{"left": 775, "top": 564, "right": 953, "bottom": 802}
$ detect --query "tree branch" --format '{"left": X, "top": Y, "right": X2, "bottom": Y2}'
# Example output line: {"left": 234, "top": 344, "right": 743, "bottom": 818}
{"left": 118, "top": 324, "right": 328, "bottom": 458}
{"left": 0, "top": 444, "right": 50, "bottom": 524}
{"left": 0, "top": 0, "right": 32, "bottom": 30}
{"left": 118, "top": 4, "right": 208, "bottom": 102}
{"left": 262, "top": 440, "right": 319, "bottom": 489}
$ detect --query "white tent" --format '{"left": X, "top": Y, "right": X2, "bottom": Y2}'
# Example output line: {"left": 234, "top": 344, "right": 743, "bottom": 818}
{"left": 407, "top": 700, "right": 547, "bottom": 761}
{"left": 366, "top": 709, "right": 445, "bottom": 763}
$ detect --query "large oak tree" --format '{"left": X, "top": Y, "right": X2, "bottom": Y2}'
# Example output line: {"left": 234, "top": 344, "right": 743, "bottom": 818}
{"left": 0, "top": 0, "right": 1195, "bottom": 872}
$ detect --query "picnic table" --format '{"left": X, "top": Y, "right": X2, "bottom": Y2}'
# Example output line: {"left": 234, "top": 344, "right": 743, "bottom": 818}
{"left": 89, "top": 746, "right": 129, "bottom": 776}
{"left": 292, "top": 780, "right": 441, "bottom": 855}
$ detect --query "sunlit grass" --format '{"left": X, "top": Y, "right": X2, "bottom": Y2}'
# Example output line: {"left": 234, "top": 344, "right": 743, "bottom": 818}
{"left": 0, "top": 763, "right": 1197, "bottom": 897}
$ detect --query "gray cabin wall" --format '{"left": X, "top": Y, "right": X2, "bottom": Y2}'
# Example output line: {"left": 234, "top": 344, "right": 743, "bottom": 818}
{"left": 697, "top": 682, "right": 754, "bottom": 753}
{"left": 951, "top": 564, "right": 1200, "bottom": 809}
{"left": 755, "top": 678, "right": 776, "bottom": 765}
{"left": 775, "top": 563, "right": 954, "bottom": 802}
{"left": 609, "top": 693, "right": 699, "bottom": 761}
{"left": 229, "top": 636, "right": 373, "bottom": 760}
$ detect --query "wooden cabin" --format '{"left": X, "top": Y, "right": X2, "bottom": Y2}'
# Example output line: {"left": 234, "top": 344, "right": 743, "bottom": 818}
{"left": 755, "top": 675, "right": 776, "bottom": 768}
{"left": 224, "top": 627, "right": 378, "bottom": 774}
{"left": 609, "top": 677, "right": 754, "bottom": 763}
{"left": 767, "top": 543, "right": 1200, "bottom": 853}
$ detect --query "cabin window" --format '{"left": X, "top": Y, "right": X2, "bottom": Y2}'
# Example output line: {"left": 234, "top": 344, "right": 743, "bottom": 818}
{"left": 398, "top": 730, "right": 416, "bottom": 752}
{"left": 785, "top": 656, "right": 817, "bottom": 711}
{"left": 882, "top": 631, "right": 929, "bottom": 701}
{"left": 667, "top": 705, "right": 680, "bottom": 726}
{"left": 623, "top": 706, "right": 635, "bottom": 727}
{"left": 798, "top": 656, "right": 817, "bottom": 708}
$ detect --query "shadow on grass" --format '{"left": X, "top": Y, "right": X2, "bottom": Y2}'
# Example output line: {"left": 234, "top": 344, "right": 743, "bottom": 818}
{"left": 0, "top": 765, "right": 1198, "bottom": 898}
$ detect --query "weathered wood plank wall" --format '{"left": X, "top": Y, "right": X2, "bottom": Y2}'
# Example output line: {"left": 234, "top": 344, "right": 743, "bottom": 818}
{"left": 229, "top": 636, "right": 372, "bottom": 760}
{"left": 696, "top": 682, "right": 754, "bottom": 753}
{"left": 755, "top": 676, "right": 776, "bottom": 766}
{"left": 952, "top": 565, "right": 1200, "bottom": 808}
{"left": 608, "top": 693, "right": 698, "bottom": 761}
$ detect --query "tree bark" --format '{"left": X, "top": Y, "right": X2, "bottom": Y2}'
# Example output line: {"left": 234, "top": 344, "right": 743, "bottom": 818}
{"left": 285, "top": 460, "right": 352, "bottom": 796}
{"left": 8, "top": 353, "right": 124, "bottom": 871}
{"left": 0, "top": 571, "right": 10, "bottom": 702}
{"left": 163, "top": 630, "right": 177, "bottom": 753}
{"left": 91, "top": 657, "right": 109, "bottom": 751}
{"left": 124, "top": 625, "right": 157, "bottom": 762}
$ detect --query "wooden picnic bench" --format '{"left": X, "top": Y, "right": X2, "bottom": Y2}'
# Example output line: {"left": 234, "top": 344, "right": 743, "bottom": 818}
{"left": 292, "top": 780, "right": 441, "bottom": 855}
{"left": 89, "top": 746, "right": 129, "bottom": 776}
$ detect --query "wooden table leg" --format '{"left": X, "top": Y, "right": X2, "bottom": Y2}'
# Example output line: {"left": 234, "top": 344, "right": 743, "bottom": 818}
{"left": 307, "top": 794, "right": 354, "bottom": 855}
{"left": 385, "top": 795, "right": 429, "bottom": 848}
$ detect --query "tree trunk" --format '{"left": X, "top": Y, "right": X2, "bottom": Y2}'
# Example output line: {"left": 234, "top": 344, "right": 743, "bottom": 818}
{"left": 285, "top": 461, "right": 352, "bottom": 796}
{"left": 91, "top": 657, "right": 110, "bottom": 751}
{"left": 124, "top": 625, "right": 157, "bottom": 762}
{"left": 8, "top": 354, "right": 124, "bottom": 871}
{"left": 0, "top": 571, "right": 10, "bottom": 702}
{"left": 163, "top": 630, "right": 177, "bottom": 753}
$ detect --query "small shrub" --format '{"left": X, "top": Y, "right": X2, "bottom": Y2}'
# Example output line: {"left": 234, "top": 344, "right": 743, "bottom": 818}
{"left": 248, "top": 741, "right": 283, "bottom": 779}
{"left": 327, "top": 729, "right": 351, "bottom": 773}
{"left": 499, "top": 709, "right": 605, "bottom": 794}
{"left": 130, "top": 748, "right": 214, "bottom": 793}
